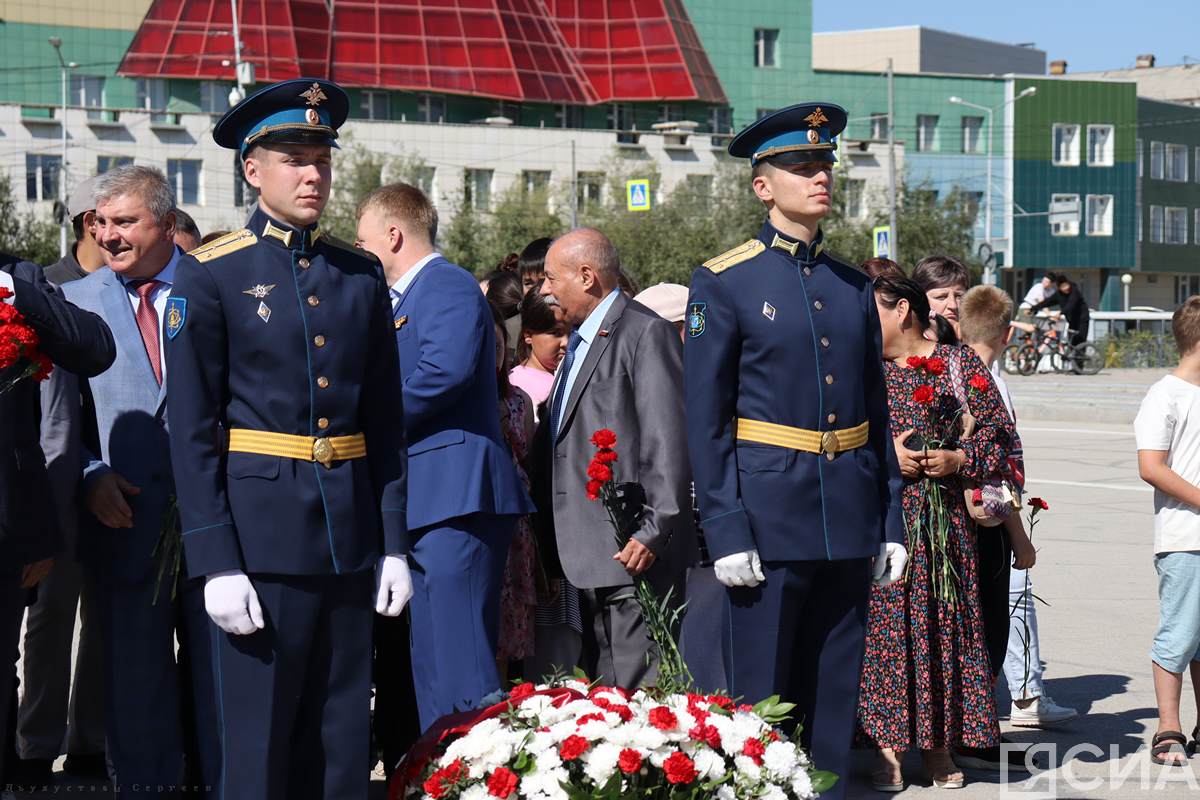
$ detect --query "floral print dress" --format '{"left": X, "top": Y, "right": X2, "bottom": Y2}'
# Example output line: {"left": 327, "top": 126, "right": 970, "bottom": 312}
{"left": 856, "top": 344, "right": 1014, "bottom": 751}
{"left": 498, "top": 390, "right": 537, "bottom": 662}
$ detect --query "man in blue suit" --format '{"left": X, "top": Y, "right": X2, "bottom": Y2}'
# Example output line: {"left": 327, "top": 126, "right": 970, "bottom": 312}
{"left": 53, "top": 165, "right": 218, "bottom": 795}
{"left": 684, "top": 104, "right": 907, "bottom": 800}
{"left": 356, "top": 183, "right": 534, "bottom": 731}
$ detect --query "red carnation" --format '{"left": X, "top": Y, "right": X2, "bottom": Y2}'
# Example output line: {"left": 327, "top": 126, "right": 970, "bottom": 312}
{"left": 486, "top": 767, "right": 519, "bottom": 798}
{"left": 560, "top": 735, "right": 589, "bottom": 761}
{"left": 576, "top": 712, "right": 606, "bottom": 727}
{"left": 10, "top": 323, "right": 37, "bottom": 349}
{"left": 0, "top": 304, "right": 19, "bottom": 324}
{"left": 708, "top": 695, "right": 734, "bottom": 710}
{"left": 0, "top": 338, "right": 19, "bottom": 369}
{"left": 742, "top": 737, "right": 766, "bottom": 765}
{"left": 912, "top": 385, "right": 935, "bottom": 405}
{"left": 0, "top": 287, "right": 11, "bottom": 301}
{"left": 618, "top": 748, "right": 643, "bottom": 775}
{"left": 648, "top": 706, "right": 678, "bottom": 731}
{"left": 423, "top": 759, "right": 466, "bottom": 800}
{"left": 32, "top": 354, "right": 52, "bottom": 382}
{"left": 586, "top": 461, "right": 613, "bottom": 483}
{"left": 968, "top": 374, "right": 990, "bottom": 392}
{"left": 925, "top": 356, "right": 946, "bottom": 375}
{"left": 689, "top": 722, "right": 722, "bottom": 750}
{"left": 906, "top": 355, "right": 928, "bottom": 369}
{"left": 586, "top": 479, "right": 603, "bottom": 501}
{"left": 594, "top": 449, "right": 618, "bottom": 464}
{"left": 590, "top": 429, "right": 617, "bottom": 448}
{"left": 509, "top": 682, "right": 535, "bottom": 702}
{"left": 663, "top": 752, "right": 698, "bottom": 784}
{"left": 611, "top": 704, "right": 633, "bottom": 722}
{"left": 1028, "top": 497, "right": 1049, "bottom": 511}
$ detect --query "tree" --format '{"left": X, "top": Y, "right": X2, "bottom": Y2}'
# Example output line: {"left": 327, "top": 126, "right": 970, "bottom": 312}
{"left": 442, "top": 184, "right": 566, "bottom": 274}
{"left": 323, "top": 140, "right": 434, "bottom": 242}
{"left": 0, "top": 173, "right": 59, "bottom": 265}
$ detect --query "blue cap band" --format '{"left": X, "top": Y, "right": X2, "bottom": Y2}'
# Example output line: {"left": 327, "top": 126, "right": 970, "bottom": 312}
{"left": 240, "top": 107, "right": 337, "bottom": 156}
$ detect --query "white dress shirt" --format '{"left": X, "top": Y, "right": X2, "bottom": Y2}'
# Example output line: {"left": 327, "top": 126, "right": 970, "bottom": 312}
{"left": 389, "top": 251, "right": 442, "bottom": 312}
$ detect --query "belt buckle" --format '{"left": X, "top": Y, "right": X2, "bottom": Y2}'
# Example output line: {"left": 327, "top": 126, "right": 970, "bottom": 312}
{"left": 312, "top": 437, "right": 334, "bottom": 469}
{"left": 821, "top": 430, "right": 840, "bottom": 461}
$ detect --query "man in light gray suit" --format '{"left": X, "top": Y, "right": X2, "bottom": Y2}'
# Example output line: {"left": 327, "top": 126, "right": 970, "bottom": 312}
{"left": 54, "top": 165, "right": 217, "bottom": 795}
{"left": 536, "top": 228, "right": 694, "bottom": 689}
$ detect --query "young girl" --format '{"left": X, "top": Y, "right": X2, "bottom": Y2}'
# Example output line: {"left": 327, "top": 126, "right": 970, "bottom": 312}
{"left": 508, "top": 287, "right": 567, "bottom": 421}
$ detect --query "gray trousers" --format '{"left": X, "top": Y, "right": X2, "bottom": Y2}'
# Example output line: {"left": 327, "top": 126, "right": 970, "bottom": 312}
{"left": 579, "top": 586, "right": 658, "bottom": 690}
{"left": 17, "top": 556, "right": 105, "bottom": 759}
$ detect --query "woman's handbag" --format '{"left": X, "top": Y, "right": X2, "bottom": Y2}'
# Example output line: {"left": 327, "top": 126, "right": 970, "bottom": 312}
{"left": 948, "top": 349, "right": 1021, "bottom": 527}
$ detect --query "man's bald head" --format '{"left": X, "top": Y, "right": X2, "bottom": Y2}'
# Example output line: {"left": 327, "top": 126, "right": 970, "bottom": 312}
{"left": 541, "top": 228, "right": 623, "bottom": 326}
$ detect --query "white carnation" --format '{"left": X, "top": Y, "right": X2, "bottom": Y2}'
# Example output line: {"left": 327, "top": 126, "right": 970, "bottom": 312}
{"left": 692, "top": 748, "right": 728, "bottom": 781}
{"left": 734, "top": 755, "right": 762, "bottom": 781}
{"left": 460, "top": 786, "right": 490, "bottom": 800}
{"left": 521, "top": 766, "right": 570, "bottom": 800}
{"left": 717, "top": 786, "right": 737, "bottom": 800}
{"left": 763, "top": 741, "right": 800, "bottom": 778}
{"left": 582, "top": 742, "right": 621, "bottom": 786}
{"left": 762, "top": 785, "right": 787, "bottom": 800}
{"left": 790, "top": 769, "right": 814, "bottom": 799}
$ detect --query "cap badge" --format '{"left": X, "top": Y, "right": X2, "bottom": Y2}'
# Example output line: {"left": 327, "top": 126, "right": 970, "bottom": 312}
{"left": 804, "top": 107, "right": 829, "bottom": 128}
{"left": 305, "top": 108, "right": 320, "bottom": 125}
{"left": 807, "top": 129, "right": 820, "bottom": 144}
{"left": 300, "top": 82, "right": 328, "bottom": 107}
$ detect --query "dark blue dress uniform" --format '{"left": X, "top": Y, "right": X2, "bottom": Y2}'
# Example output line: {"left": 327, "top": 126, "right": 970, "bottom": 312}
{"left": 164, "top": 79, "right": 407, "bottom": 800}
{"left": 683, "top": 103, "right": 903, "bottom": 800}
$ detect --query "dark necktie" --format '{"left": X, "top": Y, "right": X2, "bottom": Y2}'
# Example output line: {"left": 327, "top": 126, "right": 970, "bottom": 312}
{"left": 550, "top": 330, "right": 583, "bottom": 439}
{"left": 131, "top": 279, "right": 162, "bottom": 385}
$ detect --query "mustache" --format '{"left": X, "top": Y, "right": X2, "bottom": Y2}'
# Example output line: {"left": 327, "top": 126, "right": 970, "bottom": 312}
{"left": 543, "top": 295, "right": 560, "bottom": 307}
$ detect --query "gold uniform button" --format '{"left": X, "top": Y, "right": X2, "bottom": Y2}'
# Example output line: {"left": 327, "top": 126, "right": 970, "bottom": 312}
{"left": 313, "top": 335, "right": 326, "bottom": 347}
{"left": 298, "top": 257, "right": 310, "bottom": 269}
{"left": 813, "top": 300, "right": 823, "bottom": 311}
{"left": 307, "top": 295, "right": 319, "bottom": 307}
{"left": 317, "top": 417, "right": 329, "bottom": 430}
{"left": 316, "top": 376, "right": 330, "bottom": 389}
{"left": 820, "top": 336, "right": 830, "bottom": 348}
{"left": 827, "top": 413, "right": 837, "bottom": 424}
{"left": 825, "top": 374, "right": 834, "bottom": 385}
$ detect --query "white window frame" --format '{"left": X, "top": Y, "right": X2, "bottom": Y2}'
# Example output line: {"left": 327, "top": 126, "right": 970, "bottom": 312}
{"left": 1137, "top": 203, "right": 1142, "bottom": 242}
{"left": 754, "top": 28, "right": 779, "bottom": 68}
{"left": 1086, "top": 124, "right": 1114, "bottom": 167}
{"left": 961, "top": 116, "right": 983, "bottom": 154}
{"left": 1050, "top": 193, "right": 1080, "bottom": 237}
{"left": 136, "top": 79, "right": 170, "bottom": 120}
{"left": 167, "top": 158, "right": 203, "bottom": 206}
{"left": 870, "top": 113, "right": 889, "bottom": 141}
{"left": 1052, "top": 123, "right": 1080, "bottom": 166}
{"left": 1085, "top": 194, "right": 1113, "bottom": 236}
{"left": 916, "top": 115, "right": 938, "bottom": 152}
{"left": 1137, "top": 138, "right": 1143, "bottom": 177}
{"left": 577, "top": 172, "right": 603, "bottom": 212}
{"left": 1151, "top": 205, "right": 1164, "bottom": 243}
{"left": 843, "top": 178, "right": 866, "bottom": 219}
{"left": 464, "top": 168, "right": 493, "bottom": 212}
{"left": 359, "top": 90, "right": 389, "bottom": 121}
{"left": 25, "top": 153, "right": 61, "bottom": 202}
{"left": 1166, "top": 144, "right": 1189, "bottom": 182}
{"left": 199, "top": 81, "right": 229, "bottom": 114}
{"left": 1166, "top": 206, "right": 1188, "bottom": 244}
{"left": 70, "top": 74, "right": 105, "bottom": 119}
{"left": 1151, "top": 141, "right": 1164, "bottom": 179}
{"left": 418, "top": 94, "right": 444, "bottom": 123}
{"left": 556, "top": 104, "right": 583, "bottom": 129}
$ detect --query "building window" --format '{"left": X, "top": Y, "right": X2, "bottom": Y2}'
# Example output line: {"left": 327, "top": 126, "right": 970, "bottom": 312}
{"left": 961, "top": 116, "right": 983, "bottom": 154}
{"left": 608, "top": 103, "right": 634, "bottom": 131}
{"left": 1177, "top": 275, "right": 1200, "bottom": 304}
{"left": 495, "top": 101, "right": 521, "bottom": 123}
{"left": 709, "top": 107, "right": 732, "bottom": 146}
{"left": 418, "top": 94, "right": 445, "bottom": 123}
{"left": 659, "top": 104, "right": 683, "bottom": 123}
{"left": 1151, "top": 141, "right": 1164, "bottom": 179}
{"left": 1150, "top": 205, "right": 1164, "bottom": 243}
{"left": 556, "top": 104, "right": 583, "bottom": 129}
{"left": 411, "top": 166, "right": 435, "bottom": 201}
{"left": 577, "top": 172, "right": 603, "bottom": 212}
{"left": 1050, "top": 193, "right": 1080, "bottom": 236}
{"left": 199, "top": 82, "right": 229, "bottom": 114}
{"left": 167, "top": 159, "right": 202, "bottom": 205}
{"left": 70, "top": 75, "right": 104, "bottom": 119}
{"left": 1052, "top": 124, "right": 1080, "bottom": 166}
{"left": 1087, "top": 124, "right": 1114, "bottom": 166}
{"left": 1166, "top": 144, "right": 1189, "bottom": 182}
{"left": 1166, "top": 206, "right": 1188, "bottom": 244}
{"left": 916, "top": 115, "right": 938, "bottom": 152}
{"left": 96, "top": 155, "right": 133, "bottom": 174}
{"left": 754, "top": 28, "right": 779, "bottom": 68}
{"left": 136, "top": 79, "right": 170, "bottom": 121}
{"left": 359, "top": 90, "right": 389, "bottom": 121}
{"left": 870, "top": 113, "right": 889, "bottom": 141}
{"left": 234, "top": 168, "right": 257, "bottom": 207}
{"left": 844, "top": 178, "right": 866, "bottom": 219}
{"left": 464, "top": 168, "right": 493, "bottom": 212}
{"left": 1137, "top": 204, "right": 1142, "bottom": 242}
{"left": 1137, "top": 139, "right": 1143, "bottom": 177}
{"left": 25, "top": 153, "right": 61, "bottom": 202}
{"left": 522, "top": 170, "right": 551, "bottom": 196}
{"left": 1085, "top": 194, "right": 1113, "bottom": 236}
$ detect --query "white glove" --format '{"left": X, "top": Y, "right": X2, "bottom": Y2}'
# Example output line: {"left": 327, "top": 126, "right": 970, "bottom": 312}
{"left": 872, "top": 543, "right": 908, "bottom": 587}
{"left": 204, "top": 570, "right": 265, "bottom": 635}
{"left": 374, "top": 554, "right": 413, "bottom": 617}
{"left": 713, "top": 549, "right": 765, "bottom": 588}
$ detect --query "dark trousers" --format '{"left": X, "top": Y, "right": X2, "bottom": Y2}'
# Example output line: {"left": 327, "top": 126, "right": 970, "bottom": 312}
{"left": 725, "top": 558, "right": 872, "bottom": 800}
{"left": 177, "top": 578, "right": 220, "bottom": 794}
{"left": 372, "top": 611, "right": 420, "bottom": 777}
{"left": 408, "top": 514, "right": 513, "bottom": 731}
{"left": 976, "top": 526, "right": 1013, "bottom": 681}
{"left": 679, "top": 565, "right": 729, "bottom": 692}
{"left": 0, "top": 568, "right": 30, "bottom": 780}
{"left": 579, "top": 586, "right": 656, "bottom": 690}
{"left": 210, "top": 571, "right": 374, "bottom": 800}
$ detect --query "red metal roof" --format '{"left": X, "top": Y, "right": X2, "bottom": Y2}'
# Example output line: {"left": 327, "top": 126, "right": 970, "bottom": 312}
{"left": 118, "top": 0, "right": 726, "bottom": 105}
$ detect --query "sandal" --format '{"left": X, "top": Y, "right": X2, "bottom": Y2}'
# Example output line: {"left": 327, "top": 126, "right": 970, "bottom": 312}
{"left": 871, "top": 749, "right": 905, "bottom": 793}
{"left": 1151, "top": 730, "right": 1189, "bottom": 767}
{"left": 921, "top": 749, "right": 965, "bottom": 790}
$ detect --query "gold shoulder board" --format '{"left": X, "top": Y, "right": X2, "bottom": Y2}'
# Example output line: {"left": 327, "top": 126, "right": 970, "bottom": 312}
{"left": 188, "top": 228, "right": 257, "bottom": 263}
{"left": 703, "top": 239, "right": 764, "bottom": 275}
{"left": 319, "top": 231, "right": 376, "bottom": 262}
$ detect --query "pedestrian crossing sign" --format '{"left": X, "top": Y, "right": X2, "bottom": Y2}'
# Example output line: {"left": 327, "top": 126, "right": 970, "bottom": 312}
{"left": 626, "top": 179, "right": 651, "bottom": 212}
{"left": 873, "top": 225, "right": 891, "bottom": 258}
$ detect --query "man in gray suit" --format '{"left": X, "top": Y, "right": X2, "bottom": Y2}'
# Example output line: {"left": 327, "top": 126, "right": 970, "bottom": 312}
{"left": 537, "top": 228, "right": 694, "bottom": 689}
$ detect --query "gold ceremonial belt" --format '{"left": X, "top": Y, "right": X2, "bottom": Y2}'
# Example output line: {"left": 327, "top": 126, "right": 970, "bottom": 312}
{"left": 735, "top": 418, "right": 869, "bottom": 460}
{"left": 227, "top": 429, "right": 367, "bottom": 469}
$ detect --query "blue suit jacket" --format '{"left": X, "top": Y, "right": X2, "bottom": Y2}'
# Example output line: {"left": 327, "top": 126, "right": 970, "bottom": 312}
{"left": 684, "top": 222, "right": 904, "bottom": 562}
{"left": 393, "top": 256, "right": 533, "bottom": 530}
{"left": 62, "top": 265, "right": 174, "bottom": 583}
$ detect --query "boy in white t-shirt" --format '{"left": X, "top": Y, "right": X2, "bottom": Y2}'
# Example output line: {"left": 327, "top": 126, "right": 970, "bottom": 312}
{"left": 1135, "top": 295, "right": 1200, "bottom": 766}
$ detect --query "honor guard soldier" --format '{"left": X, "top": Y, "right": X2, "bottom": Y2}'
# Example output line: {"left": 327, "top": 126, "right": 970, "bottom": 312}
{"left": 165, "top": 79, "right": 410, "bottom": 799}
{"left": 683, "top": 103, "right": 907, "bottom": 798}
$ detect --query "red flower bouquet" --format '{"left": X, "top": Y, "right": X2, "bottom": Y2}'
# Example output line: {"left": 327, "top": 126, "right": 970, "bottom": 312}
{"left": 0, "top": 288, "right": 52, "bottom": 393}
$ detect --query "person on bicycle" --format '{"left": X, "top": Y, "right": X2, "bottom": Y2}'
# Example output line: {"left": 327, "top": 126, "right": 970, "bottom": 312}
{"left": 1031, "top": 275, "right": 1090, "bottom": 348}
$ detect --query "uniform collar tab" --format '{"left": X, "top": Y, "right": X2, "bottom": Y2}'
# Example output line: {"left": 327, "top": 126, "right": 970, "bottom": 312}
{"left": 252, "top": 207, "right": 321, "bottom": 251}
{"left": 760, "top": 221, "right": 824, "bottom": 262}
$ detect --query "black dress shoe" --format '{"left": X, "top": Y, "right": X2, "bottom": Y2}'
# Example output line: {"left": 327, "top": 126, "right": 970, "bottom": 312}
{"left": 955, "top": 737, "right": 1045, "bottom": 772}
{"left": 63, "top": 752, "right": 110, "bottom": 779}
{"left": 5, "top": 755, "right": 53, "bottom": 784}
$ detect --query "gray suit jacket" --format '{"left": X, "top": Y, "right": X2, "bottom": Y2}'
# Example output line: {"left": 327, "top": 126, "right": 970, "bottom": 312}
{"left": 545, "top": 293, "right": 695, "bottom": 590}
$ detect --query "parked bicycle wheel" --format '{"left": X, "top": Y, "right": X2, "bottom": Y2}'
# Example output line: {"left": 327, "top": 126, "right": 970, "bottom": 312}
{"left": 1016, "top": 344, "right": 1040, "bottom": 376}
{"left": 1048, "top": 343, "right": 1072, "bottom": 373}
{"left": 1002, "top": 344, "right": 1025, "bottom": 375}
{"left": 1071, "top": 342, "right": 1102, "bottom": 375}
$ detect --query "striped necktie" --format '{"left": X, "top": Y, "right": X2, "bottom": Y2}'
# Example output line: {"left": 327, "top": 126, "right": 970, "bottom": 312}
{"left": 550, "top": 330, "right": 584, "bottom": 439}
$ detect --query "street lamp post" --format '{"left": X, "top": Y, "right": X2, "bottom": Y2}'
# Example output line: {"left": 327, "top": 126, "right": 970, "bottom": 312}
{"left": 1121, "top": 272, "right": 1133, "bottom": 312}
{"left": 949, "top": 87, "right": 1036, "bottom": 286}
{"left": 48, "top": 37, "right": 75, "bottom": 259}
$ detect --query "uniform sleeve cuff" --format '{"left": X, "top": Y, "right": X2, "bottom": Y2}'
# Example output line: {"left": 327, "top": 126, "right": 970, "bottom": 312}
{"left": 382, "top": 508, "right": 409, "bottom": 556}
{"left": 182, "top": 522, "right": 244, "bottom": 578}
{"left": 700, "top": 508, "right": 756, "bottom": 561}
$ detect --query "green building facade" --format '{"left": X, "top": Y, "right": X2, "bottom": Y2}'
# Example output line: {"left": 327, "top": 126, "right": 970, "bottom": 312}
{"left": 1138, "top": 98, "right": 1200, "bottom": 306}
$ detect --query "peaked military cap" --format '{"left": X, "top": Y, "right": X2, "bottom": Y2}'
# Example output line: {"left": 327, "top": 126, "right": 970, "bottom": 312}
{"left": 728, "top": 102, "right": 847, "bottom": 166}
{"left": 214, "top": 78, "right": 349, "bottom": 157}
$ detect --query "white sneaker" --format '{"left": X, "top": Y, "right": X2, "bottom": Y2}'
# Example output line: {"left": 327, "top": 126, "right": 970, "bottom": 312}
{"left": 1010, "top": 695, "right": 1079, "bottom": 727}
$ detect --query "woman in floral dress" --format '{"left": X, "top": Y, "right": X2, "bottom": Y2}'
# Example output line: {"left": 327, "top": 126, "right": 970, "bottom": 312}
{"left": 857, "top": 273, "right": 1014, "bottom": 791}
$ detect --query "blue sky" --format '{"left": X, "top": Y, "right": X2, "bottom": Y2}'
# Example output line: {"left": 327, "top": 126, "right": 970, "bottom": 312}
{"left": 812, "top": 0, "right": 1197, "bottom": 73}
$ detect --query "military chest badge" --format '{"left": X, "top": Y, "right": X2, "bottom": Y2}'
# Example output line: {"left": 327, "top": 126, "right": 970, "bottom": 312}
{"left": 165, "top": 297, "right": 186, "bottom": 339}
{"left": 688, "top": 302, "right": 706, "bottom": 338}
{"left": 762, "top": 302, "right": 776, "bottom": 321}
{"left": 242, "top": 283, "right": 276, "bottom": 299}
{"left": 257, "top": 302, "right": 271, "bottom": 323}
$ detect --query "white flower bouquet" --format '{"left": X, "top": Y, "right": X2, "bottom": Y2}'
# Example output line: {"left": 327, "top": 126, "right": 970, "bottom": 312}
{"left": 391, "top": 678, "right": 835, "bottom": 800}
